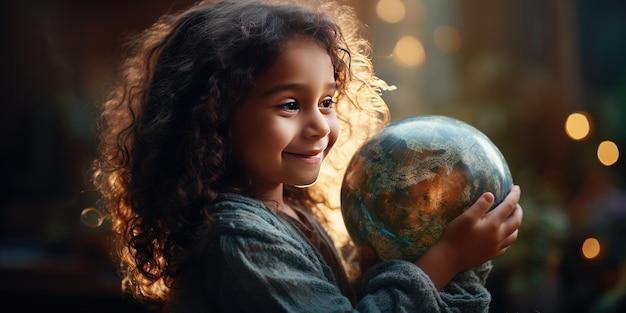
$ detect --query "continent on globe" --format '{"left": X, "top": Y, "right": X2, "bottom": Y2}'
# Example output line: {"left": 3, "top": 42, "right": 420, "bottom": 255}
{"left": 341, "top": 115, "right": 513, "bottom": 261}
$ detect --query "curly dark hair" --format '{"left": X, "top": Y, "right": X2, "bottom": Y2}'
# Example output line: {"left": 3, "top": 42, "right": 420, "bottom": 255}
{"left": 92, "top": 0, "right": 391, "bottom": 306}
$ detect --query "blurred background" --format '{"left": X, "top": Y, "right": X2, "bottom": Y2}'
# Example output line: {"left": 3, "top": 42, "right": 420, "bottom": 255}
{"left": 0, "top": 0, "right": 624, "bottom": 312}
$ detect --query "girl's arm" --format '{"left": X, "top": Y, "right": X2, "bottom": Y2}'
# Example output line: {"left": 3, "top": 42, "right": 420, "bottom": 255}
{"left": 205, "top": 195, "right": 492, "bottom": 312}
{"left": 416, "top": 185, "right": 523, "bottom": 290}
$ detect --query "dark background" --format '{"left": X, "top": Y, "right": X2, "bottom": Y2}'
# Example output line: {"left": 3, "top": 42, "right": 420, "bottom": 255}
{"left": 1, "top": 0, "right": 625, "bottom": 312}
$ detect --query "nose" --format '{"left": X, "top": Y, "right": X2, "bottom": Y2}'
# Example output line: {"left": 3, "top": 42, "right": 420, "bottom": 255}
{"left": 304, "top": 109, "right": 331, "bottom": 138}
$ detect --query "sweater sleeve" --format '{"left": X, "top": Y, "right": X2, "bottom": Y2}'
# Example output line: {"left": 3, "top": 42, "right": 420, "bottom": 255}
{"left": 357, "top": 260, "right": 491, "bottom": 313}
{"left": 441, "top": 261, "right": 493, "bottom": 310}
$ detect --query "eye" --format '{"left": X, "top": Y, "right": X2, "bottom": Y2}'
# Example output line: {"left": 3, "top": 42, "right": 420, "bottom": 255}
{"left": 319, "top": 98, "right": 335, "bottom": 111}
{"left": 277, "top": 101, "right": 299, "bottom": 112}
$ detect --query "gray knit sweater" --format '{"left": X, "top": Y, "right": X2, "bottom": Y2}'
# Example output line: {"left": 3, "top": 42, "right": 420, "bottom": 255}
{"left": 165, "top": 193, "right": 492, "bottom": 312}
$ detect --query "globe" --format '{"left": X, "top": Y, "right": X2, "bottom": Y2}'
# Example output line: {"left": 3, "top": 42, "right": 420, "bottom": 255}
{"left": 341, "top": 115, "right": 513, "bottom": 261}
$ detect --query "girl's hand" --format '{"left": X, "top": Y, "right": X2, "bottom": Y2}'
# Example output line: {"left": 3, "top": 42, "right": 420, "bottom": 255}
{"left": 415, "top": 185, "right": 523, "bottom": 290}
{"left": 359, "top": 246, "right": 380, "bottom": 275}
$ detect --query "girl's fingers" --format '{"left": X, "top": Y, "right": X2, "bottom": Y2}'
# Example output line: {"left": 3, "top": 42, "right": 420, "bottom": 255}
{"left": 498, "top": 204, "right": 522, "bottom": 251}
{"left": 465, "top": 192, "right": 495, "bottom": 219}
{"left": 503, "top": 204, "right": 524, "bottom": 234}
{"left": 500, "top": 228, "right": 519, "bottom": 249}
{"left": 508, "top": 204, "right": 523, "bottom": 226}
{"left": 500, "top": 204, "right": 523, "bottom": 235}
{"left": 488, "top": 185, "right": 521, "bottom": 221}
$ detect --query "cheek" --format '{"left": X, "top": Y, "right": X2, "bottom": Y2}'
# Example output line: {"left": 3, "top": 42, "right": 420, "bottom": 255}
{"left": 235, "top": 124, "right": 285, "bottom": 156}
{"left": 242, "top": 118, "right": 293, "bottom": 157}
{"left": 326, "top": 115, "right": 340, "bottom": 152}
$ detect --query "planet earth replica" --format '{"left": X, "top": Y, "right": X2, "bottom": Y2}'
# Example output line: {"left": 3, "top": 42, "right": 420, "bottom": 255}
{"left": 341, "top": 115, "right": 513, "bottom": 261}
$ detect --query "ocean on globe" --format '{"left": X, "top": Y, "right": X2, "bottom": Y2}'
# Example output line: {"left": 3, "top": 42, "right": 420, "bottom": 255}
{"left": 340, "top": 115, "right": 513, "bottom": 261}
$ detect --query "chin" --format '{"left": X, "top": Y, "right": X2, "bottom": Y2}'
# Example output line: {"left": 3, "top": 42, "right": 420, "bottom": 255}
{"left": 292, "top": 177, "right": 319, "bottom": 188}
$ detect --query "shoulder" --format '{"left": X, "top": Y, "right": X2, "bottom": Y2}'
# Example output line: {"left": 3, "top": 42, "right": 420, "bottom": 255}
{"left": 210, "top": 193, "right": 281, "bottom": 232}
{"left": 197, "top": 193, "right": 301, "bottom": 246}
{"left": 211, "top": 193, "right": 269, "bottom": 220}
{"left": 200, "top": 194, "right": 328, "bottom": 270}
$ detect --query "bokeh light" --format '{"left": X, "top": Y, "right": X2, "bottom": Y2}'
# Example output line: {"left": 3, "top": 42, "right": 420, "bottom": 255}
{"left": 392, "top": 35, "right": 425, "bottom": 68}
{"left": 376, "top": 0, "right": 406, "bottom": 24}
{"left": 80, "top": 207, "right": 106, "bottom": 228}
{"left": 2, "top": 1, "right": 625, "bottom": 312}
{"left": 565, "top": 111, "right": 591, "bottom": 140}
{"left": 581, "top": 237, "right": 601, "bottom": 259}
{"left": 433, "top": 25, "right": 462, "bottom": 53}
{"left": 597, "top": 140, "right": 619, "bottom": 166}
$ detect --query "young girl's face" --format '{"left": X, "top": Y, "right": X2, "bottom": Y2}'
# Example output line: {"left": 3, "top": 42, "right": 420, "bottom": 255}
{"left": 230, "top": 38, "right": 340, "bottom": 197}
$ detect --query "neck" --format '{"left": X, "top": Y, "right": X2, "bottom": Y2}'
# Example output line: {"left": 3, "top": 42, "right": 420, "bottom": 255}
{"left": 251, "top": 182, "right": 283, "bottom": 204}
{"left": 250, "top": 183, "right": 301, "bottom": 222}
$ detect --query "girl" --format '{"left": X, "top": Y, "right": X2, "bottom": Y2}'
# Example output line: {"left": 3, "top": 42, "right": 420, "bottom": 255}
{"left": 92, "top": 0, "right": 523, "bottom": 312}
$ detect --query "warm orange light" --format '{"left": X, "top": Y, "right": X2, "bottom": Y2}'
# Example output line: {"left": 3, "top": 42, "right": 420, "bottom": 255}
{"left": 393, "top": 36, "right": 425, "bottom": 68}
{"left": 376, "top": 0, "right": 406, "bottom": 24}
{"left": 565, "top": 112, "right": 591, "bottom": 140}
{"left": 581, "top": 237, "right": 601, "bottom": 259}
{"left": 597, "top": 140, "right": 619, "bottom": 166}
{"left": 433, "top": 25, "right": 462, "bottom": 53}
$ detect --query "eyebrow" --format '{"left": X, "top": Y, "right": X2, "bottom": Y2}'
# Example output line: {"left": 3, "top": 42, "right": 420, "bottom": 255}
{"left": 259, "top": 82, "right": 338, "bottom": 98}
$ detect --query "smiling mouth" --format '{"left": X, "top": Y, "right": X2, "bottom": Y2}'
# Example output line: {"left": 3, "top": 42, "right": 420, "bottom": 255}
{"left": 285, "top": 151, "right": 323, "bottom": 163}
